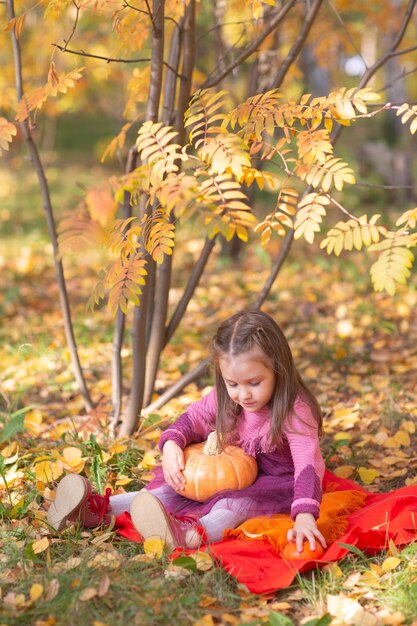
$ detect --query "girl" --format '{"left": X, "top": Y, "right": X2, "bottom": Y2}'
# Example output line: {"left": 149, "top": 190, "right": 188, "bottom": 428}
{"left": 47, "top": 310, "right": 326, "bottom": 554}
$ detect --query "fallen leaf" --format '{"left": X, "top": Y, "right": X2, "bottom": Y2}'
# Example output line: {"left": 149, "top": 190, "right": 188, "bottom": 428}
{"left": 45, "top": 579, "right": 59, "bottom": 602}
{"left": 192, "top": 616, "right": 215, "bottom": 626}
{"left": 29, "top": 583, "right": 44, "bottom": 602}
{"left": 143, "top": 537, "right": 165, "bottom": 558}
{"left": 358, "top": 467, "right": 379, "bottom": 485}
{"left": 381, "top": 556, "right": 401, "bottom": 571}
{"left": 164, "top": 564, "right": 192, "bottom": 579}
{"left": 98, "top": 574, "right": 111, "bottom": 597}
{"left": 192, "top": 551, "right": 213, "bottom": 571}
{"left": 334, "top": 465, "right": 355, "bottom": 479}
{"left": 327, "top": 593, "right": 377, "bottom": 625}
{"left": 323, "top": 562, "right": 343, "bottom": 578}
{"left": 79, "top": 587, "right": 97, "bottom": 601}
{"left": 32, "top": 537, "right": 50, "bottom": 554}
{"left": 376, "top": 609, "right": 406, "bottom": 625}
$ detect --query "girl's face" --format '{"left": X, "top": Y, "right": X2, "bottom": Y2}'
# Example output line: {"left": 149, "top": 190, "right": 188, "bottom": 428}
{"left": 219, "top": 348, "right": 275, "bottom": 413}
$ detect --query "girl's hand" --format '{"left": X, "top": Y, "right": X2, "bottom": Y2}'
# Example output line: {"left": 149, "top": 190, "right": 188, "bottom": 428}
{"left": 287, "top": 513, "right": 327, "bottom": 552}
{"left": 162, "top": 440, "right": 186, "bottom": 492}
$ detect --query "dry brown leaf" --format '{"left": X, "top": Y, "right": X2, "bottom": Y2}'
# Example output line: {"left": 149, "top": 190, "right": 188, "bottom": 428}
{"left": 98, "top": 574, "right": 111, "bottom": 597}
{"left": 79, "top": 587, "right": 98, "bottom": 602}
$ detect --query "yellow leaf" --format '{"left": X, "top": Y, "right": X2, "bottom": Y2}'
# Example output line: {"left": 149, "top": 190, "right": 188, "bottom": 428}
{"left": 139, "top": 450, "right": 158, "bottom": 469}
{"left": 369, "top": 563, "right": 383, "bottom": 576}
{"left": 192, "top": 551, "right": 213, "bottom": 571}
{"left": 29, "top": 583, "right": 44, "bottom": 602}
{"left": 358, "top": 467, "right": 379, "bottom": 485}
{"left": 32, "top": 537, "right": 50, "bottom": 554}
{"left": 35, "top": 460, "right": 63, "bottom": 483}
{"left": 24, "top": 409, "right": 44, "bottom": 435}
{"left": 333, "top": 465, "right": 355, "bottom": 479}
{"left": 388, "top": 538, "right": 400, "bottom": 557}
{"left": 381, "top": 556, "right": 402, "bottom": 571}
{"left": 333, "top": 432, "right": 352, "bottom": 442}
{"left": 143, "top": 537, "right": 165, "bottom": 558}
{"left": 108, "top": 442, "right": 128, "bottom": 455}
{"left": 394, "top": 430, "right": 410, "bottom": 447}
{"left": 193, "top": 616, "right": 215, "bottom": 626}
{"left": 323, "top": 562, "right": 343, "bottom": 578}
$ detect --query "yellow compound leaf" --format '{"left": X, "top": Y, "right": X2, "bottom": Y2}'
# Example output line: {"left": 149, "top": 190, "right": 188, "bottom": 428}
{"left": 29, "top": 583, "right": 44, "bottom": 602}
{"left": 143, "top": 537, "right": 165, "bottom": 558}
{"left": 32, "top": 537, "right": 50, "bottom": 554}
{"left": 381, "top": 556, "right": 402, "bottom": 572}
{"left": 358, "top": 467, "right": 379, "bottom": 485}
{"left": 0, "top": 116, "right": 17, "bottom": 152}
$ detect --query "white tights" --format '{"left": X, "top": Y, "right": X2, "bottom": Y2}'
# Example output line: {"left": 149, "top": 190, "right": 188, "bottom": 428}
{"left": 109, "top": 486, "right": 257, "bottom": 543}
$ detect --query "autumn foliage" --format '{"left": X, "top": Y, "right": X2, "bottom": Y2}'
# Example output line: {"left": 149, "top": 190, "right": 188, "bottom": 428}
{"left": 2, "top": 0, "right": 417, "bottom": 433}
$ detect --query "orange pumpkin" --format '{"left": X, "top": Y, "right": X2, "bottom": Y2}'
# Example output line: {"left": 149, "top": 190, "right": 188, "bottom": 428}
{"left": 282, "top": 540, "right": 324, "bottom": 561}
{"left": 181, "top": 431, "right": 258, "bottom": 502}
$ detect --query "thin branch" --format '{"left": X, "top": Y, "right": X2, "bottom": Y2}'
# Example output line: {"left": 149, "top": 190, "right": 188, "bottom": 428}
{"left": 355, "top": 181, "right": 416, "bottom": 190}
{"left": 389, "top": 44, "right": 417, "bottom": 58}
{"left": 196, "top": 19, "right": 258, "bottom": 44}
{"left": 326, "top": 0, "right": 366, "bottom": 62}
{"left": 359, "top": 0, "right": 417, "bottom": 86}
{"left": 380, "top": 66, "right": 417, "bottom": 92}
{"left": 109, "top": 146, "right": 138, "bottom": 437}
{"left": 164, "top": 237, "right": 216, "bottom": 346}
{"left": 6, "top": 0, "right": 93, "bottom": 411}
{"left": 63, "top": 0, "right": 80, "bottom": 51}
{"left": 202, "top": 0, "right": 297, "bottom": 89}
{"left": 52, "top": 43, "right": 151, "bottom": 63}
{"left": 52, "top": 43, "right": 183, "bottom": 77}
{"left": 271, "top": 0, "right": 324, "bottom": 89}
{"left": 143, "top": 359, "right": 210, "bottom": 414}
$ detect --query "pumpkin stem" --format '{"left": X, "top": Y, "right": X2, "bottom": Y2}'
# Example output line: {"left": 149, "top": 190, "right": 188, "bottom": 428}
{"left": 203, "top": 431, "right": 222, "bottom": 455}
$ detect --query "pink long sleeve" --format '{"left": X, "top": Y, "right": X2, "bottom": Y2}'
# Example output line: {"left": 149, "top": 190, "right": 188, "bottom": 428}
{"left": 158, "top": 388, "right": 217, "bottom": 451}
{"left": 285, "top": 398, "right": 325, "bottom": 519}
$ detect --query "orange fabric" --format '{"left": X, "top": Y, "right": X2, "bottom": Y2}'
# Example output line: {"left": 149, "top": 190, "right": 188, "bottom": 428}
{"left": 224, "top": 489, "right": 367, "bottom": 553}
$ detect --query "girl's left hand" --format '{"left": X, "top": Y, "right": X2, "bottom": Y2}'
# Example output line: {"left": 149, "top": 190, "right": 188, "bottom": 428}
{"left": 287, "top": 513, "right": 327, "bottom": 552}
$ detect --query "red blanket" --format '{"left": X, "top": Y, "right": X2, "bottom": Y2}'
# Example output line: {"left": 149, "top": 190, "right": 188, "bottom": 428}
{"left": 115, "top": 471, "right": 417, "bottom": 594}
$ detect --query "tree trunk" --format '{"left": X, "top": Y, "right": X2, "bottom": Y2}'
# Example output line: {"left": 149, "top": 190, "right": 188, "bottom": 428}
{"left": 120, "top": 0, "right": 165, "bottom": 436}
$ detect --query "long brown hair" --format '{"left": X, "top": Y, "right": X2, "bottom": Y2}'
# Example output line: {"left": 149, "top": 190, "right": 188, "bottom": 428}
{"left": 210, "top": 310, "right": 322, "bottom": 446}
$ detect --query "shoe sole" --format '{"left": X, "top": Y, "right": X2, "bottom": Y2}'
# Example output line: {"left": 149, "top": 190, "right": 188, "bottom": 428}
{"left": 47, "top": 474, "right": 88, "bottom": 532}
{"left": 130, "top": 490, "right": 176, "bottom": 553}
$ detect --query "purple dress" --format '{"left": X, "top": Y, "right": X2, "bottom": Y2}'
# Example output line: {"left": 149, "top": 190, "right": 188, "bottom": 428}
{"left": 146, "top": 389, "right": 325, "bottom": 520}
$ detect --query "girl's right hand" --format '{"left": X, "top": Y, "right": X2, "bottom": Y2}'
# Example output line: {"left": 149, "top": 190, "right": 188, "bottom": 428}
{"left": 162, "top": 440, "right": 186, "bottom": 492}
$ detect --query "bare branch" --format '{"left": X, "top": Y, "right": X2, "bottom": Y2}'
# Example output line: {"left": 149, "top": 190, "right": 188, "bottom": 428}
{"left": 202, "top": 0, "right": 297, "bottom": 89}
{"left": 271, "top": 0, "right": 324, "bottom": 89}
{"left": 359, "top": 0, "right": 417, "bottom": 86}
{"left": 326, "top": 0, "right": 366, "bottom": 62}
{"left": 52, "top": 43, "right": 151, "bottom": 63}
{"left": 63, "top": 0, "right": 80, "bottom": 51}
